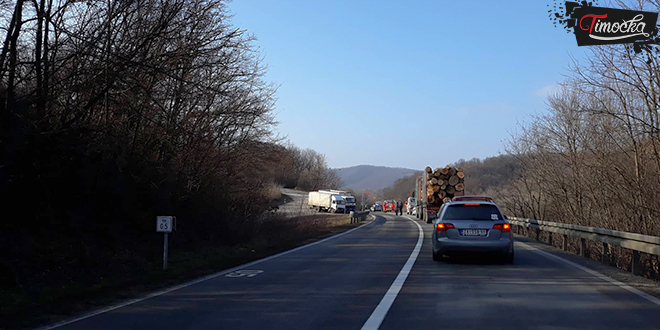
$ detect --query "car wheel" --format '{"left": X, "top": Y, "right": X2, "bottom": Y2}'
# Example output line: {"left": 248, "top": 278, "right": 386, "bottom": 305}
{"left": 432, "top": 250, "right": 442, "bottom": 262}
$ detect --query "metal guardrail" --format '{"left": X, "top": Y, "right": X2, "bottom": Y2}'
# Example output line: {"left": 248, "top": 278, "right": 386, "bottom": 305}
{"left": 349, "top": 211, "right": 370, "bottom": 223}
{"left": 507, "top": 216, "right": 660, "bottom": 275}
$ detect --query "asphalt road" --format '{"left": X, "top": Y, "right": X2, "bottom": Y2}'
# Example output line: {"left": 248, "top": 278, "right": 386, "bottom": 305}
{"left": 277, "top": 188, "right": 317, "bottom": 217}
{"left": 40, "top": 213, "right": 660, "bottom": 330}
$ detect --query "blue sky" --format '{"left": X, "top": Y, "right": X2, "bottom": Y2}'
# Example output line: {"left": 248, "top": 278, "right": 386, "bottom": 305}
{"left": 228, "top": 0, "right": 590, "bottom": 169}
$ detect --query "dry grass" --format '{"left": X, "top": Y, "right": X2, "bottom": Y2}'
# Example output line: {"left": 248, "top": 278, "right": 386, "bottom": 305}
{"left": 265, "top": 182, "right": 283, "bottom": 201}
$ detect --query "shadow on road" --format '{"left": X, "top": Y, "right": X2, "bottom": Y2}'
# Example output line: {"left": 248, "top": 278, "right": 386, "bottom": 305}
{"left": 437, "top": 253, "right": 510, "bottom": 265}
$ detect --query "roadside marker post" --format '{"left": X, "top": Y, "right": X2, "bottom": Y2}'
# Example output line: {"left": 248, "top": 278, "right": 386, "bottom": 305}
{"left": 157, "top": 216, "right": 176, "bottom": 270}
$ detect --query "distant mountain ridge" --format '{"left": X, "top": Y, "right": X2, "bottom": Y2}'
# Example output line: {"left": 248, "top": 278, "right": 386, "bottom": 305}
{"left": 334, "top": 165, "right": 419, "bottom": 191}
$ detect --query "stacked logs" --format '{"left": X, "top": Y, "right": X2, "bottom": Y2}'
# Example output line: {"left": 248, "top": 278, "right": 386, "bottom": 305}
{"left": 425, "top": 165, "right": 465, "bottom": 205}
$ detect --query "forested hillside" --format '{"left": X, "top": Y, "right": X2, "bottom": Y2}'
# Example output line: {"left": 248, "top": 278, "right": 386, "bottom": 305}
{"left": 379, "top": 155, "right": 521, "bottom": 202}
{"left": 335, "top": 165, "right": 417, "bottom": 191}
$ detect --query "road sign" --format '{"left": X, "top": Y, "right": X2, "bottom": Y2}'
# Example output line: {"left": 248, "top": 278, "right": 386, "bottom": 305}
{"left": 157, "top": 216, "right": 173, "bottom": 232}
{"left": 157, "top": 216, "right": 175, "bottom": 270}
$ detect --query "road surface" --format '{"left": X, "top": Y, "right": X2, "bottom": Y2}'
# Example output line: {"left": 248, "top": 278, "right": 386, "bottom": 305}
{"left": 40, "top": 213, "right": 660, "bottom": 330}
{"left": 277, "top": 188, "right": 317, "bottom": 217}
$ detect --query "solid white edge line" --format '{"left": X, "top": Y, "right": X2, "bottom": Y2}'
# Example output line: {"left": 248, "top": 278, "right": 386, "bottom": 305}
{"left": 36, "top": 215, "right": 378, "bottom": 330}
{"left": 360, "top": 215, "right": 424, "bottom": 330}
{"left": 518, "top": 241, "right": 660, "bottom": 307}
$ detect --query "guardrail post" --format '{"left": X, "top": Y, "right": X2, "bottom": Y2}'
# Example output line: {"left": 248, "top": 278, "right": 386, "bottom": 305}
{"left": 632, "top": 250, "right": 641, "bottom": 275}
{"left": 535, "top": 228, "right": 540, "bottom": 241}
{"left": 579, "top": 238, "right": 586, "bottom": 257}
{"left": 602, "top": 243, "right": 610, "bottom": 264}
{"left": 562, "top": 234, "right": 568, "bottom": 251}
{"left": 548, "top": 232, "right": 553, "bottom": 246}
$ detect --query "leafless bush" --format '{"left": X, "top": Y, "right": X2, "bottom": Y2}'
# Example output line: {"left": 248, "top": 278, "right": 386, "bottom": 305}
{"left": 504, "top": 0, "right": 660, "bottom": 237}
{"left": 503, "top": 1, "right": 660, "bottom": 278}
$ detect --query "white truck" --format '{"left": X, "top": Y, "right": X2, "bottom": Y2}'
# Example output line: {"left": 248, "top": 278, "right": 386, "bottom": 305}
{"left": 308, "top": 191, "right": 346, "bottom": 213}
{"left": 322, "top": 190, "right": 356, "bottom": 213}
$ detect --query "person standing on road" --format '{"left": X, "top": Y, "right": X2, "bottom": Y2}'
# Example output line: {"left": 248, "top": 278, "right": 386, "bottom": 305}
{"left": 396, "top": 200, "right": 403, "bottom": 216}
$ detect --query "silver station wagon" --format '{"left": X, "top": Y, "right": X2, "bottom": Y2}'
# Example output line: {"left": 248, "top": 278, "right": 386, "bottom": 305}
{"left": 432, "top": 196, "right": 514, "bottom": 263}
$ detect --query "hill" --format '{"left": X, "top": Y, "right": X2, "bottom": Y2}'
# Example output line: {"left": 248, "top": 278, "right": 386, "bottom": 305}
{"left": 333, "top": 165, "right": 419, "bottom": 191}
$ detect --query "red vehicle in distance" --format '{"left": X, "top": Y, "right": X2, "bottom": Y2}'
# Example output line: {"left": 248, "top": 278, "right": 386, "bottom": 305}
{"left": 383, "top": 200, "right": 395, "bottom": 212}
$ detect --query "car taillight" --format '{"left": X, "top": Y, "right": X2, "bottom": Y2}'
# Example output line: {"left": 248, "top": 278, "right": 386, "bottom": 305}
{"left": 493, "top": 223, "right": 511, "bottom": 232}
{"left": 436, "top": 223, "right": 455, "bottom": 232}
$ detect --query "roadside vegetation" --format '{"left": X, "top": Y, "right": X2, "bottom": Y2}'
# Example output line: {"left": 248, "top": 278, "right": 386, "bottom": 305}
{"left": 0, "top": 0, "right": 343, "bottom": 328}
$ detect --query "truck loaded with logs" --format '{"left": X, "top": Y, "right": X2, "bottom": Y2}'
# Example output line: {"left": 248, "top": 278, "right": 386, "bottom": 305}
{"left": 415, "top": 165, "right": 465, "bottom": 223}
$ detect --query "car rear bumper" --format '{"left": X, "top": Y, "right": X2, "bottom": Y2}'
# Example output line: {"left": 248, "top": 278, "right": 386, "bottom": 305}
{"left": 433, "top": 237, "right": 513, "bottom": 255}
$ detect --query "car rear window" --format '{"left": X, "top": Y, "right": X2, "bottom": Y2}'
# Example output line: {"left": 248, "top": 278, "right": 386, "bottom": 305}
{"left": 442, "top": 204, "right": 503, "bottom": 220}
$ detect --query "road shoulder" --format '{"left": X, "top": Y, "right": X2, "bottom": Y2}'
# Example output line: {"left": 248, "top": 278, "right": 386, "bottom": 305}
{"left": 514, "top": 235, "right": 660, "bottom": 301}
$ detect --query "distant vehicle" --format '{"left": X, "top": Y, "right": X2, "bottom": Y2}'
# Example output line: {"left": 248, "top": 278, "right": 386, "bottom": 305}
{"left": 406, "top": 197, "right": 416, "bottom": 214}
{"left": 371, "top": 203, "right": 382, "bottom": 212}
{"left": 320, "top": 190, "right": 356, "bottom": 213}
{"left": 432, "top": 197, "right": 514, "bottom": 264}
{"left": 383, "top": 200, "right": 395, "bottom": 212}
{"left": 416, "top": 165, "right": 466, "bottom": 224}
{"left": 452, "top": 196, "right": 494, "bottom": 202}
{"left": 308, "top": 191, "right": 346, "bottom": 213}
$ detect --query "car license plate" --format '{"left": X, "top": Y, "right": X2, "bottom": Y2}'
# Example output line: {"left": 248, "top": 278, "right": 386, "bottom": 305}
{"left": 461, "top": 229, "right": 487, "bottom": 236}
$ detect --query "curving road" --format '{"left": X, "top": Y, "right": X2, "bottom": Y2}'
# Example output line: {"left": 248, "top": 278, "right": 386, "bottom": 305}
{"left": 277, "top": 188, "right": 317, "bottom": 217}
{"left": 39, "top": 213, "right": 660, "bottom": 330}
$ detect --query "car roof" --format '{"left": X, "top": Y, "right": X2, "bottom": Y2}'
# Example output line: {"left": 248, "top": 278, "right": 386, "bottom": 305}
{"left": 446, "top": 200, "right": 497, "bottom": 206}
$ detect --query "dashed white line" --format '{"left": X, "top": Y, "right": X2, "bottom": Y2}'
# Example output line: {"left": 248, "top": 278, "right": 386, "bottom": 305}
{"left": 361, "top": 216, "right": 424, "bottom": 330}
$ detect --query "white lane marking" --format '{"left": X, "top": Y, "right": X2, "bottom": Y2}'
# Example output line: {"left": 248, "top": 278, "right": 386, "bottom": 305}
{"left": 518, "top": 241, "right": 660, "bottom": 307}
{"left": 37, "top": 217, "right": 377, "bottom": 330}
{"left": 361, "top": 216, "right": 424, "bottom": 330}
{"left": 224, "top": 270, "right": 263, "bottom": 278}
